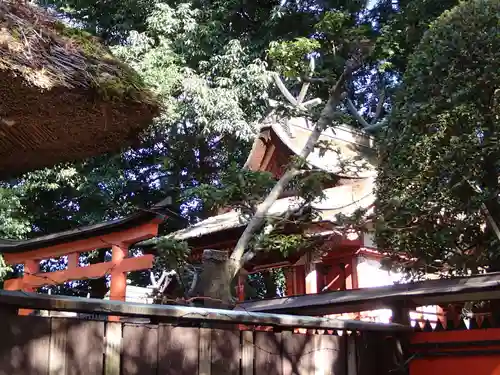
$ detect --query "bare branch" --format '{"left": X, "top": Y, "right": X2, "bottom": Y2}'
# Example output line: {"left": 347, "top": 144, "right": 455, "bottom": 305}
{"left": 372, "top": 89, "right": 386, "bottom": 122}
{"left": 346, "top": 98, "right": 388, "bottom": 132}
{"left": 346, "top": 98, "right": 371, "bottom": 128}
{"left": 302, "top": 98, "right": 322, "bottom": 108}
{"left": 297, "top": 81, "right": 310, "bottom": 105}
{"left": 364, "top": 118, "right": 388, "bottom": 132}
{"left": 297, "top": 56, "right": 316, "bottom": 104}
{"left": 301, "top": 76, "right": 331, "bottom": 83}
{"left": 272, "top": 72, "right": 298, "bottom": 106}
{"left": 149, "top": 271, "right": 158, "bottom": 287}
{"left": 188, "top": 271, "right": 199, "bottom": 296}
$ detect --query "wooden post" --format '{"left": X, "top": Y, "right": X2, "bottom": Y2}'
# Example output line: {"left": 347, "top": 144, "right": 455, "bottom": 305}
{"left": 283, "top": 267, "right": 295, "bottom": 296}
{"left": 49, "top": 319, "right": 68, "bottom": 375}
{"left": 391, "top": 302, "right": 411, "bottom": 326}
{"left": 199, "top": 328, "right": 212, "bottom": 375}
{"left": 109, "top": 244, "right": 128, "bottom": 322}
{"left": 237, "top": 274, "right": 246, "bottom": 302}
{"left": 241, "top": 331, "right": 254, "bottom": 375}
{"left": 104, "top": 322, "right": 122, "bottom": 375}
{"left": 305, "top": 254, "right": 318, "bottom": 294}
{"left": 347, "top": 334, "right": 358, "bottom": 375}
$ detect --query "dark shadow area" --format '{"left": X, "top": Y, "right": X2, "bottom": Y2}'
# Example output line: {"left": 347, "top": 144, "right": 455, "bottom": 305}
{"left": 211, "top": 329, "right": 240, "bottom": 375}
{"left": 157, "top": 325, "right": 199, "bottom": 375}
{"left": 122, "top": 323, "right": 159, "bottom": 375}
{"left": 0, "top": 314, "right": 105, "bottom": 375}
{"left": 357, "top": 332, "right": 406, "bottom": 375}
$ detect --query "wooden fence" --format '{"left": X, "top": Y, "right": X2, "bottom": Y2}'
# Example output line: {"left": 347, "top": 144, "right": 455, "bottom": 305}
{"left": 0, "top": 314, "right": 401, "bottom": 375}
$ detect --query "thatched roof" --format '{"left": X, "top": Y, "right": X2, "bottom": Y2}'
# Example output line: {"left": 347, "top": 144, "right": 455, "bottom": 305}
{"left": 0, "top": 1, "right": 159, "bottom": 176}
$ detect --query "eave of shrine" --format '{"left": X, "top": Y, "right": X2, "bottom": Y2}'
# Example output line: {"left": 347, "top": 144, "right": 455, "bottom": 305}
{"left": 140, "top": 178, "right": 375, "bottom": 249}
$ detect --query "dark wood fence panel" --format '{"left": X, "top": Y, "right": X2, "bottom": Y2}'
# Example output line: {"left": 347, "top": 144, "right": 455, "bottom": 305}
{"left": 0, "top": 312, "right": 398, "bottom": 375}
{"left": 254, "top": 331, "right": 283, "bottom": 375}
{"left": 0, "top": 315, "right": 50, "bottom": 375}
{"left": 64, "top": 319, "right": 105, "bottom": 375}
{"left": 282, "top": 332, "right": 314, "bottom": 375}
{"left": 211, "top": 329, "right": 240, "bottom": 375}
{"left": 122, "top": 324, "right": 158, "bottom": 375}
{"left": 158, "top": 325, "right": 199, "bottom": 375}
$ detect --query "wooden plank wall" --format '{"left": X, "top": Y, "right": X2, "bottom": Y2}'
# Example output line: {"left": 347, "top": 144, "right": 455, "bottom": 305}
{"left": 0, "top": 315, "right": 391, "bottom": 375}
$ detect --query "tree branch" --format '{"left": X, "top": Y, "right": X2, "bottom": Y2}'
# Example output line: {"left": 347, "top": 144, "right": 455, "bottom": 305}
{"left": 229, "top": 60, "right": 359, "bottom": 273}
{"left": 302, "top": 98, "right": 322, "bottom": 108}
{"left": 272, "top": 72, "right": 298, "bottom": 106}
{"left": 372, "top": 88, "right": 386, "bottom": 123}
{"left": 297, "top": 56, "right": 316, "bottom": 104}
{"left": 346, "top": 98, "right": 371, "bottom": 128}
{"left": 346, "top": 98, "right": 388, "bottom": 132}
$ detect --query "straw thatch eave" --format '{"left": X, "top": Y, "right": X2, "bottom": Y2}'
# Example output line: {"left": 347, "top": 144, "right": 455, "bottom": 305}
{"left": 0, "top": 1, "right": 160, "bottom": 177}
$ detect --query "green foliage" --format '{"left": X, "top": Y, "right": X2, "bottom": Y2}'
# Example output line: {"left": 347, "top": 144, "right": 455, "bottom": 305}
{"left": 373, "top": 0, "right": 461, "bottom": 74}
{"left": 376, "top": 0, "right": 500, "bottom": 274}
{"left": 154, "top": 237, "right": 191, "bottom": 270}
{"left": 256, "top": 233, "right": 310, "bottom": 257}
{"left": 183, "top": 164, "right": 276, "bottom": 216}
{"left": 0, "top": 188, "right": 30, "bottom": 280}
{"left": 268, "top": 38, "right": 320, "bottom": 77}
{"left": 39, "top": 0, "right": 161, "bottom": 43}
{"left": 315, "top": 11, "right": 351, "bottom": 36}
{"left": 112, "top": 3, "right": 271, "bottom": 139}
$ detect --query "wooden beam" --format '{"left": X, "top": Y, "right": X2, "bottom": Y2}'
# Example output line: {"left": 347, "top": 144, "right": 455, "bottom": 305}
{"left": 3, "top": 222, "right": 159, "bottom": 265}
{"left": 4, "top": 255, "right": 154, "bottom": 290}
{"left": 0, "top": 290, "right": 411, "bottom": 332}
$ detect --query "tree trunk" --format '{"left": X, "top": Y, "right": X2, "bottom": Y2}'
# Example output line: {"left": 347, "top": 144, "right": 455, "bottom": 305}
{"left": 196, "top": 249, "right": 238, "bottom": 308}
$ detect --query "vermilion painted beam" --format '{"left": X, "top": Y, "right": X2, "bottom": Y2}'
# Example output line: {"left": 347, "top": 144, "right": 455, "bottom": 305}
{"left": 4, "top": 255, "right": 154, "bottom": 290}
{"left": 3, "top": 222, "right": 159, "bottom": 265}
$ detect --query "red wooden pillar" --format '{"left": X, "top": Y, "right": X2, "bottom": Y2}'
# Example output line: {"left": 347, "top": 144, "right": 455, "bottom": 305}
{"left": 109, "top": 243, "right": 128, "bottom": 322}
{"left": 283, "top": 267, "right": 295, "bottom": 296}
{"left": 19, "top": 260, "right": 40, "bottom": 315}
{"left": 237, "top": 274, "right": 246, "bottom": 302}
{"left": 295, "top": 265, "right": 306, "bottom": 295}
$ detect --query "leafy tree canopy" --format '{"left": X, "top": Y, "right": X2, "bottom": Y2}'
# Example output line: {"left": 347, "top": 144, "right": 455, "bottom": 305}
{"left": 376, "top": 0, "right": 500, "bottom": 277}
